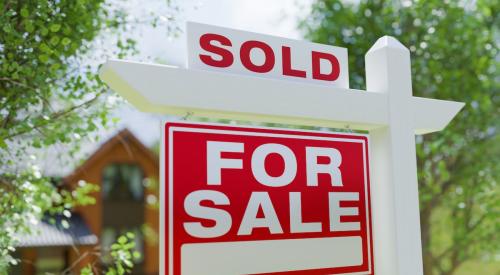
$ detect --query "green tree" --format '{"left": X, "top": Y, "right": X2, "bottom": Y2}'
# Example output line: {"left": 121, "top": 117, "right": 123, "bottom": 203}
{"left": 300, "top": 1, "right": 499, "bottom": 274}
{"left": 0, "top": 0, "right": 177, "bottom": 272}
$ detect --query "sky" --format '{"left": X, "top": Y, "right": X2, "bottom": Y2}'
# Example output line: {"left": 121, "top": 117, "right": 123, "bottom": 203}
{"left": 113, "top": 0, "right": 313, "bottom": 146}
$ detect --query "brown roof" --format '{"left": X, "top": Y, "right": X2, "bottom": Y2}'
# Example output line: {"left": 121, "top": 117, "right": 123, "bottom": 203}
{"left": 64, "top": 128, "right": 158, "bottom": 183}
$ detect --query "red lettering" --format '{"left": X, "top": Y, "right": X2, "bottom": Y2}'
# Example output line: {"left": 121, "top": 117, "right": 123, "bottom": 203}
{"left": 198, "top": 34, "right": 342, "bottom": 83}
{"left": 199, "top": 33, "right": 234, "bottom": 68}
{"left": 282, "top": 46, "right": 306, "bottom": 78}
{"left": 311, "top": 51, "right": 340, "bottom": 81}
{"left": 240, "top": 41, "right": 275, "bottom": 73}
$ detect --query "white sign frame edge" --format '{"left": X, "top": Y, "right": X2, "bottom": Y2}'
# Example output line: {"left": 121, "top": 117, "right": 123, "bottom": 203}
{"left": 100, "top": 60, "right": 463, "bottom": 135}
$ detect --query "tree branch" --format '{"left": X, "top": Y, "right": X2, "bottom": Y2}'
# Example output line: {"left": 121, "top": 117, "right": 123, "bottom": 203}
{"left": 2, "top": 90, "right": 105, "bottom": 140}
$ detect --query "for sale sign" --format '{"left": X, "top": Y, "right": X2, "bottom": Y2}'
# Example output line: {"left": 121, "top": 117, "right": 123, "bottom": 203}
{"left": 161, "top": 122, "right": 373, "bottom": 275}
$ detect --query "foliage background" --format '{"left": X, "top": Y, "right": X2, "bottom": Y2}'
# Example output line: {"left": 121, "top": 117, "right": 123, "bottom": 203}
{"left": 300, "top": 0, "right": 499, "bottom": 274}
{"left": 0, "top": 0, "right": 178, "bottom": 272}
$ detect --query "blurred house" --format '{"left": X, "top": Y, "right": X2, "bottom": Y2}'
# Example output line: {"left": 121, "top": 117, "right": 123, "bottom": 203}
{"left": 13, "top": 129, "right": 160, "bottom": 275}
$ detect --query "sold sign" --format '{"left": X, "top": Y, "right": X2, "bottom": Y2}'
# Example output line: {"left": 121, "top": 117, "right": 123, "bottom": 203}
{"left": 162, "top": 122, "right": 373, "bottom": 274}
{"left": 187, "top": 22, "right": 349, "bottom": 88}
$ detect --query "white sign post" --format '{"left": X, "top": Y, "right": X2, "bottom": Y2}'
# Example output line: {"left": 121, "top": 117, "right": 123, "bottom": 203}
{"left": 99, "top": 23, "right": 463, "bottom": 275}
{"left": 366, "top": 37, "right": 427, "bottom": 275}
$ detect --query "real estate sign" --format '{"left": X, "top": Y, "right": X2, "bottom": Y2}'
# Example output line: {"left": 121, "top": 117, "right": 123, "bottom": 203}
{"left": 162, "top": 122, "right": 373, "bottom": 274}
{"left": 100, "top": 21, "right": 464, "bottom": 275}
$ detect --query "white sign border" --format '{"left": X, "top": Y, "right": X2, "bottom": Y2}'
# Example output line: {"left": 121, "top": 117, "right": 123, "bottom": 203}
{"left": 160, "top": 121, "right": 373, "bottom": 275}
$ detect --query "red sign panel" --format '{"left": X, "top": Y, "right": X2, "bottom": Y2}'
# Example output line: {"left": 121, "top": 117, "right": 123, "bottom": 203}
{"left": 161, "top": 122, "right": 373, "bottom": 275}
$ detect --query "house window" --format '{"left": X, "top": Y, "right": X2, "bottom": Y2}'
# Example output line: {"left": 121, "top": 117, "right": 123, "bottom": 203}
{"left": 102, "top": 164, "right": 144, "bottom": 201}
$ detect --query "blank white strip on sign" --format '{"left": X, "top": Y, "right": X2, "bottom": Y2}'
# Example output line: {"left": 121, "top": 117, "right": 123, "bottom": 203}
{"left": 181, "top": 236, "right": 363, "bottom": 275}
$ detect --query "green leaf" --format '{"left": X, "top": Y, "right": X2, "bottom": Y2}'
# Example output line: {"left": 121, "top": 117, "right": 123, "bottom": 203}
{"left": 80, "top": 265, "right": 93, "bottom": 275}
{"left": 39, "top": 43, "right": 51, "bottom": 53}
{"left": 50, "top": 24, "right": 61, "bottom": 32}
{"left": 123, "top": 259, "right": 133, "bottom": 268}
{"left": 25, "top": 20, "right": 35, "bottom": 33}
{"left": 20, "top": 7, "right": 30, "bottom": 18}
{"left": 50, "top": 36, "right": 60, "bottom": 46}
{"left": 38, "top": 54, "right": 50, "bottom": 63}
{"left": 117, "top": 236, "right": 127, "bottom": 244}
{"left": 61, "top": 37, "right": 71, "bottom": 46}
{"left": 40, "top": 27, "right": 49, "bottom": 36}
{"left": 0, "top": 138, "right": 7, "bottom": 149}
{"left": 50, "top": 63, "right": 61, "bottom": 72}
{"left": 32, "top": 139, "right": 42, "bottom": 148}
